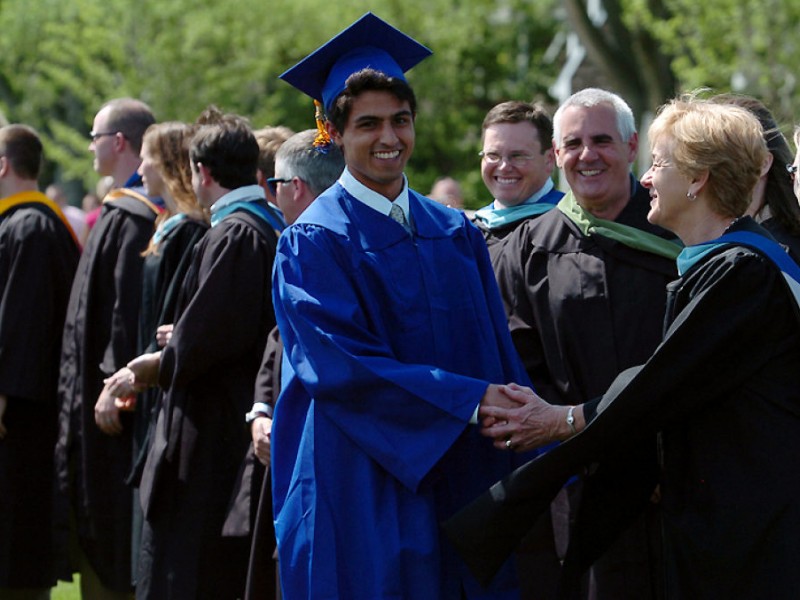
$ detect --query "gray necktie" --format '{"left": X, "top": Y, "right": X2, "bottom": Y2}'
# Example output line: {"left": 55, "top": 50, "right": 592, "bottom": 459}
{"left": 389, "top": 203, "right": 411, "bottom": 233}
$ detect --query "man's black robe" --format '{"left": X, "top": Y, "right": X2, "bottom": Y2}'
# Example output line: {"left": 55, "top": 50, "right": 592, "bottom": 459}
{"left": 0, "top": 202, "right": 78, "bottom": 588}
{"left": 54, "top": 192, "right": 158, "bottom": 592}
{"left": 136, "top": 207, "right": 277, "bottom": 600}
{"left": 233, "top": 324, "right": 282, "bottom": 600}
{"left": 491, "top": 182, "right": 677, "bottom": 598}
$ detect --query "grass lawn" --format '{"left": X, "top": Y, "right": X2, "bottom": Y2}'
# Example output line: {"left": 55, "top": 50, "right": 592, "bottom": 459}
{"left": 51, "top": 576, "right": 80, "bottom": 600}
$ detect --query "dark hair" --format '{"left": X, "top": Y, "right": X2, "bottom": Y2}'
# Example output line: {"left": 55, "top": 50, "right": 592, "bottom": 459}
{"left": 189, "top": 107, "right": 259, "bottom": 190}
{"left": 711, "top": 93, "right": 800, "bottom": 235}
{"left": 100, "top": 98, "right": 156, "bottom": 154}
{"left": 482, "top": 101, "right": 554, "bottom": 152}
{"left": 0, "top": 124, "right": 43, "bottom": 180}
{"left": 327, "top": 68, "right": 417, "bottom": 133}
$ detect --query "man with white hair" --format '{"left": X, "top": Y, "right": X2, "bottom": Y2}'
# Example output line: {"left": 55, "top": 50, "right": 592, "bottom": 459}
{"left": 489, "top": 88, "right": 680, "bottom": 599}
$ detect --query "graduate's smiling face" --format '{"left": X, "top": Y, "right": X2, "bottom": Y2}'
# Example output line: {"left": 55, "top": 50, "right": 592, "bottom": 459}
{"left": 330, "top": 90, "right": 414, "bottom": 200}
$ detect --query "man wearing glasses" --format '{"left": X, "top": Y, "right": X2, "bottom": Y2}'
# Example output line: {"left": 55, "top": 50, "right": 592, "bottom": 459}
{"left": 472, "top": 100, "right": 563, "bottom": 261}
{"left": 55, "top": 98, "right": 161, "bottom": 599}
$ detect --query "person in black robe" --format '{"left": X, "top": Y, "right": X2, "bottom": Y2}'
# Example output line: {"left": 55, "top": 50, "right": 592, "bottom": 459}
{"left": 101, "top": 121, "right": 209, "bottom": 586}
{"left": 0, "top": 125, "right": 79, "bottom": 598}
{"left": 117, "top": 109, "right": 279, "bottom": 600}
{"left": 490, "top": 89, "right": 679, "bottom": 600}
{"left": 447, "top": 96, "right": 800, "bottom": 600}
{"left": 470, "top": 100, "right": 563, "bottom": 265}
{"left": 54, "top": 98, "right": 160, "bottom": 598}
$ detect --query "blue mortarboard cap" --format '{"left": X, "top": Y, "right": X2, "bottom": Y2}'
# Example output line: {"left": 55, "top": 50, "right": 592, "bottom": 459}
{"left": 279, "top": 12, "right": 433, "bottom": 112}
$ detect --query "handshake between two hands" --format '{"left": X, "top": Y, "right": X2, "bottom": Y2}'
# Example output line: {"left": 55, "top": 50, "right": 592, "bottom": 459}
{"left": 478, "top": 383, "right": 575, "bottom": 453}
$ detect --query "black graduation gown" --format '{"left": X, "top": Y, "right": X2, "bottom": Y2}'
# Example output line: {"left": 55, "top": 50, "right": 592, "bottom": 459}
{"left": 54, "top": 192, "right": 158, "bottom": 592}
{"left": 136, "top": 207, "right": 277, "bottom": 600}
{"left": 240, "top": 325, "right": 282, "bottom": 600}
{"left": 129, "top": 217, "right": 208, "bottom": 582}
{"left": 0, "top": 202, "right": 78, "bottom": 588}
{"left": 446, "top": 217, "right": 800, "bottom": 600}
{"left": 759, "top": 215, "right": 800, "bottom": 263}
{"left": 471, "top": 189, "right": 563, "bottom": 267}
{"left": 472, "top": 215, "right": 528, "bottom": 260}
{"left": 492, "top": 182, "right": 677, "bottom": 599}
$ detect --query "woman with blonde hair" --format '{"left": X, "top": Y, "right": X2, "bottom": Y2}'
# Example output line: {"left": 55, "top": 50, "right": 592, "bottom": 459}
{"left": 447, "top": 97, "right": 800, "bottom": 599}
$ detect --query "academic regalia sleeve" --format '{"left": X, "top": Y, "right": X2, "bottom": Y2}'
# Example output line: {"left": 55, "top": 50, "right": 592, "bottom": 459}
{"left": 444, "top": 247, "right": 799, "bottom": 585}
{"left": 273, "top": 225, "right": 492, "bottom": 493}
{"left": 100, "top": 209, "right": 153, "bottom": 375}
{"left": 253, "top": 325, "right": 282, "bottom": 412}
{"left": 0, "top": 208, "right": 78, "bottom": 401}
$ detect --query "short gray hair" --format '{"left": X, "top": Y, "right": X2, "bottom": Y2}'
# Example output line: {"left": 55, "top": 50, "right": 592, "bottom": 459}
{"left": 553, "top": 88, "right": 636, "bottom": 146}
{"left": 276, "top": 130, "right": 345, "bottom": 197}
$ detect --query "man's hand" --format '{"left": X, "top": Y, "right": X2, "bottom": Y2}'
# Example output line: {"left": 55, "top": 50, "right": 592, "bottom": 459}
{"left": 480, "top": 383, "right": 574, "bottom": 452}
{"left": 95, "top": 385, "right": 123, "bottom": 436}
{"left": 155, "top": 324, "right": 173, "bottom": 348}
{"left": 251, "top": 415, "right": 273, "bottom": 467}
{"left": 0, "top": 394, "right": 7, "bottom": 440}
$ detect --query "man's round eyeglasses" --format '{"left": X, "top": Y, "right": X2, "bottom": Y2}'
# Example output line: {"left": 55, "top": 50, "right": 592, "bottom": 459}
{"left": 89, "top": 131, "right": 119, "bottom": 142}
{"left": 266, "top": 177, "right": 292, "bottom": 196}
{"left": 479, "top": 151, "right": 536, "bottom": 166}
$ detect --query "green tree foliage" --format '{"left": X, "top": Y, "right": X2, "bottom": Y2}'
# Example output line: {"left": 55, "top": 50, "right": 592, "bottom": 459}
{"left": 566, "top": 0, "right": 800, "bottom": 139}
{"left": 0, "top": 0, "right": 133, "bottom": 185}
{"left": 4, "top": 0, "right": 797, "bottom": 207}
{"left": 0, "top": 0, "right": 561, "bottom": 207}
{"left": 653, "top": 0, "right": 800, "bottom": 127}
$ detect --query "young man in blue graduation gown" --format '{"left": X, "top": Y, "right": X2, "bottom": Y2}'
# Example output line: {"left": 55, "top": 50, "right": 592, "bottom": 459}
{"left": 272, "top": 12, "right": 535, "bottom": 600}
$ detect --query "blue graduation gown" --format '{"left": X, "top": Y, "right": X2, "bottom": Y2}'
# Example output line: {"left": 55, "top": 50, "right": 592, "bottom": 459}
{"left": 272, "top": 184, "right": 532, "bottom": 599}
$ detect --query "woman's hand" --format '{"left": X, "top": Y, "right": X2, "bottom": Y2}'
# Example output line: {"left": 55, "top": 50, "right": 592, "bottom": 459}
{"left": 479, "top": 383, "right": 580, "bottom": 452}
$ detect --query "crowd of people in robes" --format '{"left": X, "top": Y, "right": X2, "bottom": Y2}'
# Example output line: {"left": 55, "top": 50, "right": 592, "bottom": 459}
{"left": 2, "top": 10, "right": 800, "bottom": 600}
